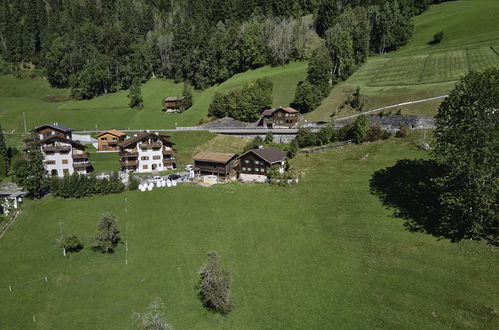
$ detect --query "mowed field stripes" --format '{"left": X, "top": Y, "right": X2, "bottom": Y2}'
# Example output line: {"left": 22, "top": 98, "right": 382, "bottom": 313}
{"left": 349, "top": 45, "right": 499, "bottom": 87}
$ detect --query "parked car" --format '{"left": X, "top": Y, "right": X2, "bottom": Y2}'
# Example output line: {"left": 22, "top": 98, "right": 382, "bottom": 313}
{"left": 168, "top": 174, "right": 181, "bottom": 181}
{"left": 185, "top": 164, "right": 193, "bottom": 172}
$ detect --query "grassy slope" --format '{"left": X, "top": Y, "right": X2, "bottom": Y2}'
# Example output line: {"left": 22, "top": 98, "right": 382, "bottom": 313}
{"left": 0, "top": 133, "right": 497, "bottom": 329}
{"left": 0, "top": 62, "right": 306, "bottom": 140}
{"left": 306, "top": 0, "right": 499, "bottom": 122}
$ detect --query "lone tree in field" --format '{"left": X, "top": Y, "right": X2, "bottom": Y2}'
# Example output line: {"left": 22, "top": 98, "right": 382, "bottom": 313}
{"left": 181, "top": 81, "right": 193, "bottom": 111}
{"left": 199, "top": 251, "right": 233, "bottom": 315}
{"left": 128, "top": 77, "right": 143, "bottom": 109}
{"left": 57, "top": 234, "right": 83, "bottom": 256}
{"left": 92, "top": 213, "right": 121, "bottom": 253}
{"left": 133, "top": 298, "right": 173, "bottom": 330}
{"left": 12, "top": 132, "right": 47, "bottom": 198}
{"left": 433, "top": 68, "right": 498, "bottom": 242}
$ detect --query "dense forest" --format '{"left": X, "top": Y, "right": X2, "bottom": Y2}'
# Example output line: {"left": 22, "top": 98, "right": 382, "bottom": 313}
{"left": 0, "top": 0, "right": 441, "bottom": 100}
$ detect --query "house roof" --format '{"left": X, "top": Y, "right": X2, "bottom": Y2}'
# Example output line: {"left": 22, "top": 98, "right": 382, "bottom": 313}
{"left": 163, "top": 96, "right": 185, "bottom": 102}
{"left": 39, "top": 135, "right": 86, "bottom": 149}
{"left": 193, "top": 152, "right": 237, "bottom": 164}
{"left": 245, "top": 147, "right": 286, "bottom": 164}
{"left": 119, "top": 131, "right": 174, "bottom": 148}
{"left": 261, "top": 107, "right": 299, "bottom": 117}
{"left": 34, "top": 123, "right": 72, "bottom": 134}
{"left": 96, "top": 129, "right": 126, "bottom": 138}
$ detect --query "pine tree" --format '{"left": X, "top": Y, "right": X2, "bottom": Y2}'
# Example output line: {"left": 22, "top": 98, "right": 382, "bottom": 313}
{"left": 128, "top": 77, "right": 143, "bottom": 109}
{"left": 13, "top": 133, "right": 47, "bottom": 198}
{"left": 181, "top": 81, "right": 193, "bottom": 111}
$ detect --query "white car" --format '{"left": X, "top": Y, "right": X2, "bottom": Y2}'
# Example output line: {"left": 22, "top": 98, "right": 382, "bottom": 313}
{"left": 185, "top": 164, "right": 194, "bottom": 172}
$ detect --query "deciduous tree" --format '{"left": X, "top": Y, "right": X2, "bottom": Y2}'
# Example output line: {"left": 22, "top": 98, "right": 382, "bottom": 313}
{"left": 92, "top": 213, "right": 121, "bottom": 253}
{"left": 199, "top": 251, "right": 233, "bottom": 314}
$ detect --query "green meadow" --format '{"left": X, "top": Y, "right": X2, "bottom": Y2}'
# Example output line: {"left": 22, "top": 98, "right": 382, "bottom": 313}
{"left": 0, "top": 61, "right": 307, "bottom": 144}
{"left": 0, "top": 133, "right": 497, "bottom": 329}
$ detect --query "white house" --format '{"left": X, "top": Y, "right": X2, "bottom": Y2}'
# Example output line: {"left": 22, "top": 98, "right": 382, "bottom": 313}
{"left": 30, "top": 124, "right": 93, "bottom": 177}
{"left": 119, "top": 131, "right": 176, "bottom": 173}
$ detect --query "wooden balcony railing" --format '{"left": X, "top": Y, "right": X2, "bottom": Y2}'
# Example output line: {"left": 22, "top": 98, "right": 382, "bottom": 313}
{"left": 162, "top": 158, "right": 175, "bottom": 165}
{"left": 120, "top": 151, "right": 138, "bottom": 158}
{"left": 43, "top": 145, "right": 71, "bottom": 152}
{"left": 72, "top": 152, "right": 89, "bottom": 159}
{"left": 120, "top": 160, "right": 139, "bottom": 166}
{"left": 139, "top": 142, "right": 161, "bottom": 149}
{"left": 162, "top": 149, "right": 174, "bottom": 155}
{"left": 72, "top": 161, "right": 92, "bottom": 169}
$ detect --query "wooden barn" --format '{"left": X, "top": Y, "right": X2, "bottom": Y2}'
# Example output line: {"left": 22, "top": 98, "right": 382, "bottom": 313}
{"left": 193, "top": 152, "right": 239, "bottom": 178}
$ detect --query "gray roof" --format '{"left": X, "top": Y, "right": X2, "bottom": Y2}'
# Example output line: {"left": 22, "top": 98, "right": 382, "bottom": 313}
{"left": 35, "top": 123, "right": 72, "bottom": 133}
{"left": 248, "top": 147, "right": 286, "bottom": 164}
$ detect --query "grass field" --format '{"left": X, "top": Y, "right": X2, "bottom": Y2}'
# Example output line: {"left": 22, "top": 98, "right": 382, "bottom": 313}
{"left": 306, "top": 0, "right": 499, "bottom": 121}
{"left": 0, "top": 133, "right": 497, "bottom": 329}
{"left": 0, "top": 61, "right": 307, "bottom": 147}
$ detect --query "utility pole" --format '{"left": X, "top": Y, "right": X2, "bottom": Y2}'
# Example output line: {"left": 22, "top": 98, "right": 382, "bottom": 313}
{"left": 59, "top": 220, "right": 66, "bottom": 257}
{"left": 23, "top": 112, "right": 27, "bottom": 134}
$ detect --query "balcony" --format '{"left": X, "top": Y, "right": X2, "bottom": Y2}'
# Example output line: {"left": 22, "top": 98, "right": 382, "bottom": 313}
{"left": 163, "top": 158, "right": 175, "bottom": 165}
{"left": 120, "top": 160, "right": 139, "bottom": 167}
{"left": 72, "top": 152, "right": 89, "bottom": 159}
{"left": 72, "top": 161, "right": 92, "bottom": 169}
{"left": 43, "top": 145, "right": 71, "bottom": 152}
{"left": 139, "top": 142, "right": 162, "bottom": 149}
{"left": 120, "top": 151, "right": 138, "bottom": 158}
{"left": 162, "top": 149, "right": 174, "bottom": 155}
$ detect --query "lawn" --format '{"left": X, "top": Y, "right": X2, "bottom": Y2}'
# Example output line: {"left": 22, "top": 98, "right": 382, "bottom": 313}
{"left": 306, "top": 0, "right": 499, "bottom": 121}
{"left": 0, "top": 133, "right": 497, "bottom": 329}
{"left": 0, "top": 61, "right": 307, "bottom": 148}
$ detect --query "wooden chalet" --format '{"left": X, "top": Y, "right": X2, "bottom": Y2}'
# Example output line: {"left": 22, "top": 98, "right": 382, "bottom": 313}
{"left": 34, "top": 123, "right": 72, "bottom": 140}
{"left": 118, "top": 131, "right": 176, "bottom": 173}
{"left": 238, "top": 147, "right": 286, "bottom": 182}
{"left": 162, "top": 96, "right": 185, "bottom": 112}
{"left": 96, "top": 129, "right": 126, "bottom": 152}
{"left": 259, "top": 107, "right": 299, "bottom": 128}
{"left": 193, "top": 152, "right": 238, "bottom": 178}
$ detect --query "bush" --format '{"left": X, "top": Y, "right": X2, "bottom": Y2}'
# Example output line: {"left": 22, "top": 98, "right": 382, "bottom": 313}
{"left": 352, "top": 115, "right": 370, "bottom": 144}
{"left": 264, "top": 131, "right": 273, "bottom": 144}
{"left": 128, "top": 175, "right": 140, "bottom": 191}
{"left": 287, "top": 139, "right": 299, "bottom": 158}
{"left": 291, "top": 81, "right": 325, "bottom": 113}
{"left": 296, "top": 128, "right": 318, "bottom": 148}
{"left": 429, "top": 31, "right": 444, "bottom": 45}
{"left": 396, "top": 123, "right": 411, "bottom": 138}
{"left": 365, "top": 124, "right": 392, "bottom": 142}
{"left": 199, "top": 251, "right": 233, "bottom": 314}
{"left": 243, "top": 136, "right": 264, "bottom": 152}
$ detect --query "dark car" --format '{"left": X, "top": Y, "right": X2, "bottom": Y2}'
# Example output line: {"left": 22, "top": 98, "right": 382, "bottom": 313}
{"left": 168, "top": 174, "right": 181, "bottom": 181}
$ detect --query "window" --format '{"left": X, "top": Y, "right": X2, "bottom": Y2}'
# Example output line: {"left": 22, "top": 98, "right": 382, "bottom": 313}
{"left": 143, "top": 165, "right": 148, "bottom": 169}
{"left": 277, "top": 112, "right": 283, "bottom": 117}
{"left": 102, "top": 145, "right": 108, "bottom": 150}
{"left": 141, "top": 156, "right": 149, "bottom": 160}
{"left": 63, "top": 169, "right": 69, "bottom": 175}
{"left": 245, "top": 160, "right": 250, "bottom": 164}
{"left": 101, "top": 137, "right": 107, "bottom": 140}
{"left": 45, "top": 160, "right": 56, "bottom": 165}
{"left": 153, "top": 155, "right": 161, "bottom": 160}
{"left": 254, "top": 160, "right": 259, "bottom": 165}
{"left": 62, "top": 159, "right": 68, "bottom": 164}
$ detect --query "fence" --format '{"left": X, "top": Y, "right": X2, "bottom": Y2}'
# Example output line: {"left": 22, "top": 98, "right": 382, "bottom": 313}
{"left": 299, "top": 140, "right": 354, "bottom": 154}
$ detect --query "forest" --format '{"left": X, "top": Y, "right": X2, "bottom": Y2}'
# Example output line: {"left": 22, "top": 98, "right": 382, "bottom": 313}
{"left": 0, "top": 0, "right": 441, "bottom": 100}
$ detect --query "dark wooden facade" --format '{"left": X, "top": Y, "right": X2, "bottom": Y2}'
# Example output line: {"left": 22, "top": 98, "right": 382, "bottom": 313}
{"left": 163, "top": 96, "right": 185, "bottom": 111}
{"left": 260, "top": 107, "right": 299, "bottom": 128}
{"left": 193, "top": 152, "right": 238, "bottom": 177}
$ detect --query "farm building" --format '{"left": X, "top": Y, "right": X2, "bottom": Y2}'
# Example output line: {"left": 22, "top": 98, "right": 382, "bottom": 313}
{"left": 119, "top": 131, "right": 176, "bottom": 173}
{"left": 96, "top": 129, "right": 126, "bottom": 152}
{"left": 238, "top": 147, "right": 286, "bottom": 182}
{"left": 259, "top": 107, "right": 299, "bottom": 128}
{"left": 193, "top": 152, "right": 238, "bottom": 178}
{"left": 162, "top": 96, "right": 185, "bottom": 113}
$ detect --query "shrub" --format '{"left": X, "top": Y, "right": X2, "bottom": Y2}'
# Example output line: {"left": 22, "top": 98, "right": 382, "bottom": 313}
{"left": 365, "top": 124, "right": 392, "bottom": 142}
{"left": 264, "top": 131, "right": 273, "bottom": 144}
{"left": 58, "top": 234, "right": 83, "bottom": 255}
{"left": 396, "top": 123, "right": 411, "bottom": 138}
{"left": 128, "top": 175, "right": 140, "bottom": 191}
{"left": 352, "top": 115, "right": 370, "bottom": 144}
{"left": 199, "top": 251, "right": 233, "bottom": 314}
{"left": 296, "top": 128, "right": 318, "bottom": 148}
{"left": 50, "top": 173, "right": 125, "bottom": 198}
{"left": 287, "top": 139, "right": 299, "bottom": 159}
{"left": 429, "top": 31, "right": 444, "bottom": 45}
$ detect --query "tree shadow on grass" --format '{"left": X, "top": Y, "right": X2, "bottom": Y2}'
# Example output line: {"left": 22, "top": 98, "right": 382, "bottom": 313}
{"left": 369, "top": 159, "right": 450, "bottom": 239}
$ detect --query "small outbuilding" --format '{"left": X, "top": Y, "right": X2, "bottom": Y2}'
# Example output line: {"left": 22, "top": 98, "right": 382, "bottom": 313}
{"left": 162, "top": 96, "right": 185, "bottom": 113}
{"left": 193, "top": 152, "right": 238, "bottom": 178}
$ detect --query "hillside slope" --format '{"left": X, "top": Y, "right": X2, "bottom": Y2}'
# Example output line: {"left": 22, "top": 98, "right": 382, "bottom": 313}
{"left": 306, "top": 0, "right": 499, "bottom": 122}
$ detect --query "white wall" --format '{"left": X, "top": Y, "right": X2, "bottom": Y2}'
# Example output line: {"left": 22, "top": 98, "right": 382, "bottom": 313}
{"left": 239, "top": 173, "right": 267, "bottom": 183}
{"left": 44, "top": 143, "right": 74, "bottom": 177}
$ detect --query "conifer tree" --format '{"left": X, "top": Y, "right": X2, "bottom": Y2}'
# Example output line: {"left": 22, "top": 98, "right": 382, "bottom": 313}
{"left": 128, "top": 77, "right": 143, "bottom": 109}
